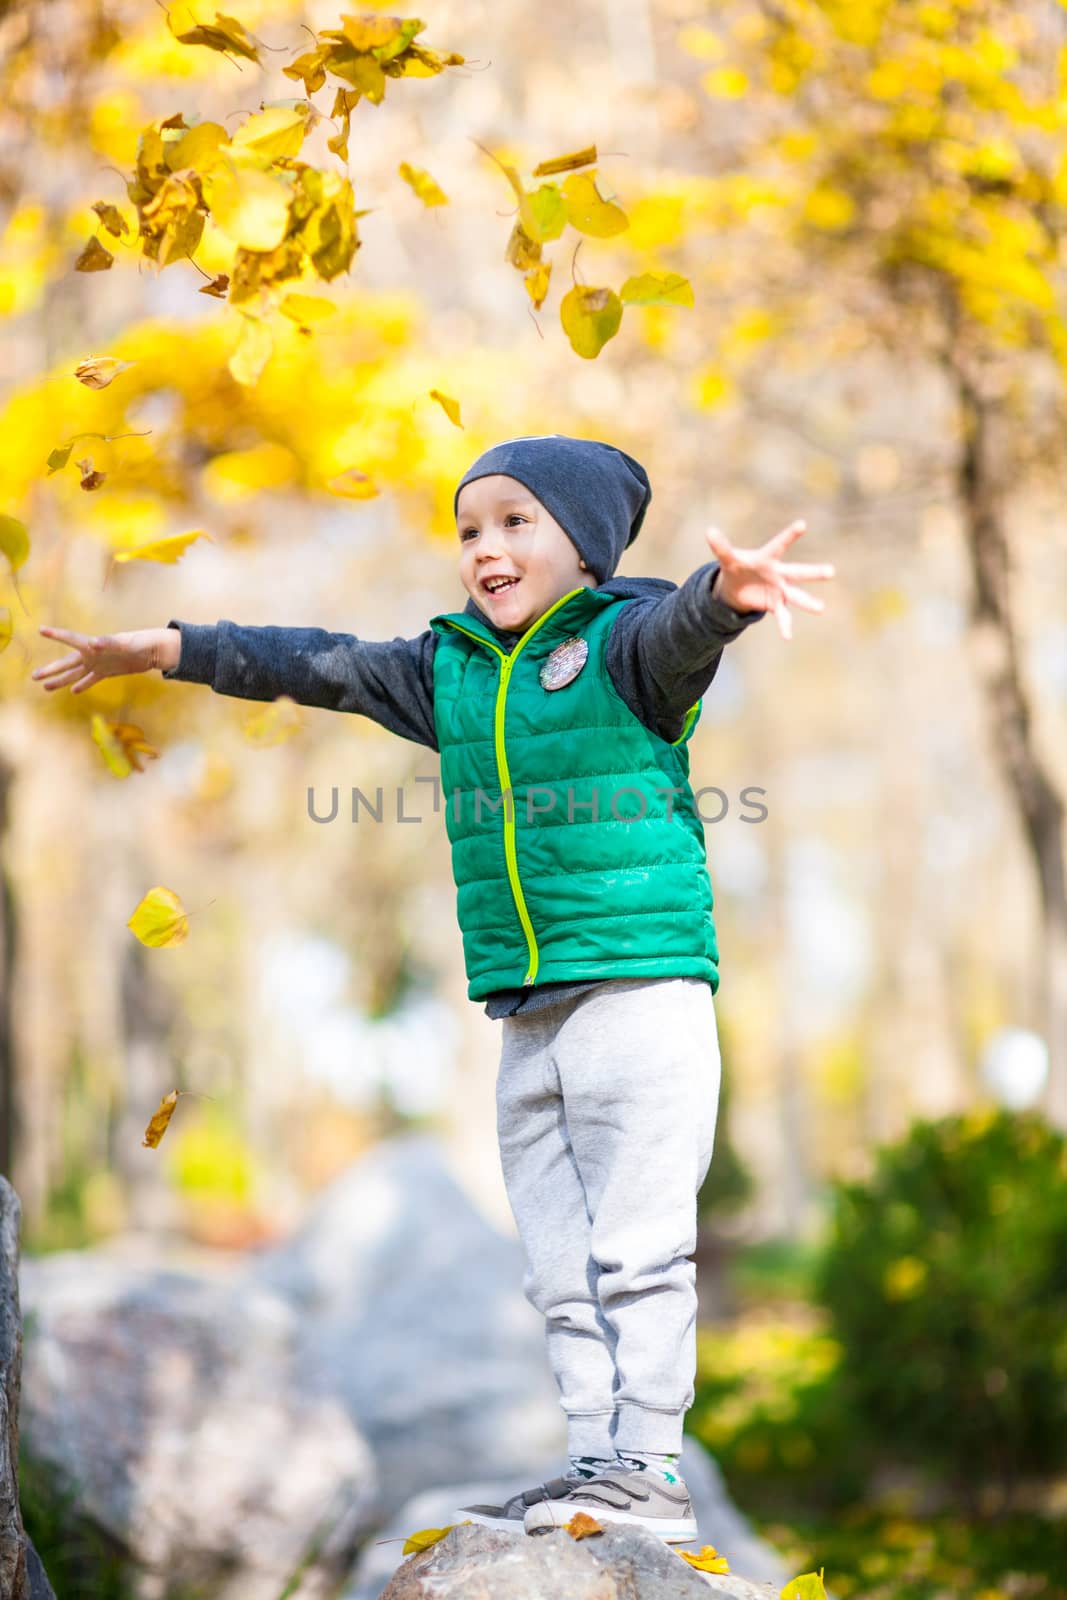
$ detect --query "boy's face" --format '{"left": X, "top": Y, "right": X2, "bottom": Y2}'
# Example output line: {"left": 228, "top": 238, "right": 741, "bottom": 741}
{"left": 456, "top": 473, "right": 594, "bottom": 633}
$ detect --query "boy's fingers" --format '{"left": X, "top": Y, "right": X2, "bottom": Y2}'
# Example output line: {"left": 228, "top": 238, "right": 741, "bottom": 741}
{"left": 773, "top": 598, "right": 793, "bottom": 642}
{"left": 32, "top": 654, "right": 80, "bottom": 679}
{"left": 766, "top": 519, "right": 807, "bottom": 554}
{"left": 780, "top": 581, "right": 825, "bottom": 613}
{"left": 774, "top": 561, "right": 835, "bottom": 580}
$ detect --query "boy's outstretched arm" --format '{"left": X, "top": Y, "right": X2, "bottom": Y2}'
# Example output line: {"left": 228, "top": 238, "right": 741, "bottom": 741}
{"left": 162, "top": 619, "right": 440, "bottom": 751}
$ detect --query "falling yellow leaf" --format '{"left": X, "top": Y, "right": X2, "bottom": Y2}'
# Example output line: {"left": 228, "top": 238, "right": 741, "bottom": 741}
{"left": 90, "top": 201, "right": 129, "bottom": 238}
{"left": 561, "top": 173, "right": 628, "bottom": 237}
{"left": 560, "top": 285, "right": 623, "bottom": 359}
{"left": 327, "top": 466, "right": 379, "bottom": 499}
{"left": 74, "top": 356, "right": 136, "bottom": 389}
{"left": 566, "top": 1511, "right": 603, "bottom": 1539}
{"left": 677, "top": 1543, "right": 732, "bottom": 1573}
{"left": 533, "top": 145, "right": 598, "bottom": 176}
{"left": 199, "top": 273, "right": 230, "bottom": 298}
{"left": 167, "top": 121, "right": 230, "bottom": 175}
{"left": 242, "top": 695, "right": 305, "bottom": 746}
{"left": 231, "top": 106, "right": 309, "bottom": 164}
{"left": 780, "top": 1570, "right": 829, "bottom": 1600}
{"left": 524, "top": 260, "right": 551, "bottom": 309}
{"left": 619, "top": 271, "right": 694, "bottom": 308}
{"left": 229, "top": 316, "right": 274, "bottom": 387}
{"left": 76, "top": 458, "right": 107, "bottom": 491}
{"left": 398, "top": 162, "right": 448, "bottom": 206}
{"left": 520, "top": 184, "right": 567, "bottom": 245}
{"left": 128, "top": 886, "right": 189, "bottom": 949}
{"left": 142, "top": 1089, "right": 182, "bottom": 1149}
{"left": 208, "top": 162, "right": 292, "bottom": 252}
{"left": 278, "top": 293, "right": 335, "bottom": 328}
{"left": 91, "top": 715, "right": 160, "bottom": 777}
{"left": 428, "top": 389, "right": 463, "bottom": 427}
{"left": 113, "top": 530, "right": 212, "bottom": 565}
{"left": 169, "top": 9, "right": 261, "bottom": 63}
{"left": 74, "top": 236, "right": 114, "bottom": 271}
{"left": 0, "top": 515, "right": 29, "bottom": 574}
{"left": 0, "top": 608, "right": 11, "bottom": 654}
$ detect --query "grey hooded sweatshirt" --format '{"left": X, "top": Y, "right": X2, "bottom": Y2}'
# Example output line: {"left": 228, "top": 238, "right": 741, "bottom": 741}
{"left": 162, "top": 561, "right": 764, "bottom": 1017}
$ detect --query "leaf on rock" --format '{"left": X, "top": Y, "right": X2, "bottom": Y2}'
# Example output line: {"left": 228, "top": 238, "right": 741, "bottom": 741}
{"left": 780, "top": 1570, "right": 828, "bottom": 1600}
{"left": 401, "top": 1524, "right": 460, "bottom": 1555}
{"left": 566, "top": 1512, "right": 603, "bottom": 1538}
{"left": 128, "top": 885, "right": 189, "bottom": 948}
{"left": 677, "top": 1544, "right": 731, "bottom": 1573}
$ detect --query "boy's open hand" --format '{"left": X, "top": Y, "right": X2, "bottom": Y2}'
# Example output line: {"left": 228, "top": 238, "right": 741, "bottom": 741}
{"left": 31, "top": 626, "right": 165, "bottom": 693}
{"left": 707, "top": 520, "right": 835, "bottom": 642}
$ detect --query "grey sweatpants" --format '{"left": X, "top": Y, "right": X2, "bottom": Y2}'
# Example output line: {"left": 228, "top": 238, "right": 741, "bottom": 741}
{"left": 495, "top": 975, "right": 721, "bottom": 1457}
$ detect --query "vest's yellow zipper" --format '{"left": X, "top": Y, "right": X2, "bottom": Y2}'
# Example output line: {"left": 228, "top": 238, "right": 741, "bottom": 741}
{"left": 442, "top": 587, "right": 586, "bottom": 987}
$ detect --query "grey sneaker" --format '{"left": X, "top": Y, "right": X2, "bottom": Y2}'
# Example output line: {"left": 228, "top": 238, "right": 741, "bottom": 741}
{"left": 454, "top": 1474, "right": 584, "bottom": 1533}
{"left": 522, "top": 1468, "right": 698, "bottom": 1543}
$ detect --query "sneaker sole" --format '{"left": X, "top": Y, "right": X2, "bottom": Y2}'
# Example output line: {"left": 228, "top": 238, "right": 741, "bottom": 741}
{"left": 525, "top": 1503, "right": 698, "bottom": 1542}
{"left": 453, "top": 1508, "right": 529, "bottom": 1533}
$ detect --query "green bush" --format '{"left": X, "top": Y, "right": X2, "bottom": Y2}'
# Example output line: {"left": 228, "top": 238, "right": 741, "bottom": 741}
{"left": 811, "top": 1106, "right": 1067, "bottom": 1509}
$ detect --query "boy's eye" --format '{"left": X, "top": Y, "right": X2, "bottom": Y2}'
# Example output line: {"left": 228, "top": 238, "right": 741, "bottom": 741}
{"left": 459, "top": 514, "right": 525, "bottom": 541}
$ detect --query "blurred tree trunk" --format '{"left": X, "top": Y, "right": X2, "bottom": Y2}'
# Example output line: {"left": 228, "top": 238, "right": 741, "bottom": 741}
{"left": 953, "top": 367, "right": 1067, "bottom": 1128}
{"left": 0, "top": 757, "right": 16, "bottom": 1178}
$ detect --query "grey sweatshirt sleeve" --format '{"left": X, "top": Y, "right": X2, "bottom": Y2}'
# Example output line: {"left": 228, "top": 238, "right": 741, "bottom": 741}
{"left": 606, "top": 560, "right": 765, "bottom": 743}
{"left": 161, "top": 619, "right": 440, "bottom": 752}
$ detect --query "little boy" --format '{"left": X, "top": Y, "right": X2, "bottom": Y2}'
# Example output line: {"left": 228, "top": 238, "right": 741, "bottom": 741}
{"left": 32, "top": 434, "right": 833, "bottom": 1543}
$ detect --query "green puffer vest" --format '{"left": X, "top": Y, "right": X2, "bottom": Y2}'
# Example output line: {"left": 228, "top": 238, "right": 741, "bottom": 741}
{"left": 428, "top": 583, "right": 720, "bottom": 1001}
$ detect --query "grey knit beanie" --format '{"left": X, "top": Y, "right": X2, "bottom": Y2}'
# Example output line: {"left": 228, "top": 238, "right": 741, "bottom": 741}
{"left": 453, "top": 434, "right": 652, "bottom": 585}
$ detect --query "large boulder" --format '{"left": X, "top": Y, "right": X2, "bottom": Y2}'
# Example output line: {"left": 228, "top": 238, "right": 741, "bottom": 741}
{"left": 0, "top": 1176, "right": 56, "bottom": 1600}
{"left": 17, "top": 1246, "right": 377, "bottom": 1600}
{"left": 243, "top": 1131, "right": 566, "bottom": 1508}
{"left": 343, "top": 1434, "right": 799, "bottom": 1600}
{"left": 375, "top": 1519, "right": 787, "bottom": 1600}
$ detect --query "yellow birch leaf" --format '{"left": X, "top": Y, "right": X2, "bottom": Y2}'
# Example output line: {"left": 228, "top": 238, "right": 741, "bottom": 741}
{"left": 91, "top": 714, "right": 160, "bottom": 777}
{"left": 0, "top": 515, "right": 29, "bottom": 574}
{"left": 90, "top": 201, "right": 130, "bottom": 237}
{"left": 327, "top": 466, "right": 379, "bottom": 499}
{"left": 566, "top": 1512, "right": 603, "bottom": 1538}
{"left": 533, "top": 145, "right": 598, "bottom": 176}
{"left": 524, "top": 260, "right": 551, "bottom": 309}
{"left": 242, "top": 695, "right": 305, "bottom": 746}
{"left": 167, "top": 121, "right": 230, "bottom": 175}
{"left": 128, "top": 885, "right": 189, "bottom": 948}
{"left": 278, "top": 294, "right": 336, "bottom": 326}
{"left": 428, "top": 389, "right": 463, "bottom": 427}
{"left": 520, "top": 184, "right": 567, "bottom": 244}
{"left": 677, "top": 1544, "right": 731, "bottom": 1573}
{"left": 560, "top": 285, "right": 623, "bottom": 358}
{"left": 231, "top": 106, "right": 309, "bottom": 164}
{"left": 74, "top": 236, "right": 114, "bottom": 271}
{"left": 780, "top": 1570, "right": 829, "bottom": 1600}
{"left": 170, "top": 10, "right": 261, "bottom": 63}
{"left": 0, "top": 608, "right": 11, "bottom": 654}
{"left": 284, "top": 48, "right": 330, "bottom": 95}
{"left": 142, "top": 1089, "right": 182, "bottom": 1149}
{"left": 398, "top": 162, "right": 448, "bottom": 205}
{"left": 505, "top": 220, "right": 542, "bottom": 271}
{"left": 207, "top": 163, "right": 292, "bottom": 251}
{"left": 229, "top": 316, "right": 274, "bottom": 387}
{"left": 113, "top": 530, "right": 212, "bottom": 565}
{"left": 619, "top": 271, "right": 694, "bottom": 307}
{"left": 561, "top": 173, "right": 628, "bottom": 237}
{"left": 73, "top": 356, "right": 135, "bottom": 389}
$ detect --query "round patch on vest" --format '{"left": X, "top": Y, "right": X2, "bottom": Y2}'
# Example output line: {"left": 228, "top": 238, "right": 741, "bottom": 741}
{"left": 539, "top": 635, "right": 589, "bottom": 691}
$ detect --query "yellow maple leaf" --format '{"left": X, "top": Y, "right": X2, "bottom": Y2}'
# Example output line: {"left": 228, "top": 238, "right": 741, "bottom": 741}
{"left": 128, "top": 886, "right": 189, "bottom": 949}
{"left": 677, "top": 1543, "right": 732, "bottom": 1573}
{"left": 566, "top": 1511, "right": 603, "bottom": 1538}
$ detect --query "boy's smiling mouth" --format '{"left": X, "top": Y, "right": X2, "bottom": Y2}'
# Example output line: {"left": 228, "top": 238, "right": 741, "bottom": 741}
{"left": 481, "top": 575, "right": 521, "bottom": 597}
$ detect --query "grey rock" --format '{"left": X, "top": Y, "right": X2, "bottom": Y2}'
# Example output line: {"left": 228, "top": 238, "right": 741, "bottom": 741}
{"left": 375, "top": 1520, "right": 784, "bottom": 1600}
{"left": 243, "top": 1131, "right": 566, "bottom": 1509}
{"left": 18, "top": 1247, "right": 377, "bottom": 1600}
{"left": 0, "top": 1176, "right": 57, "bottom": 1600}
{"left": 344, "top": 1436, "right": 797, "bottom": 1600}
